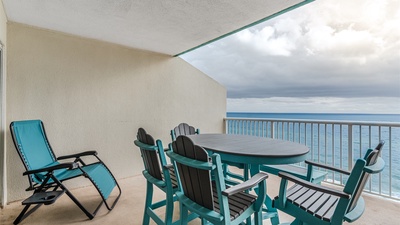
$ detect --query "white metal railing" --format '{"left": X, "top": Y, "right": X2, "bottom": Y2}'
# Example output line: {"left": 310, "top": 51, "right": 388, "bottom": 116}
{"left": 224, "top": 117, "right": 400, "bottom": 200}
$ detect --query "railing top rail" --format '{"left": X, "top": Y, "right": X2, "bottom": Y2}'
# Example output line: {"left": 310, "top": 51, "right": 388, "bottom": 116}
{"left": 224, "top": 117, "right": 400, "bottom": 127}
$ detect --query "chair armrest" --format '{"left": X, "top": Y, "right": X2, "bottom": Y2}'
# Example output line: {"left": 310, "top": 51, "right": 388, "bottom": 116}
{"left": 364, "top": 157, "right": 385, "bottom": 174}
{"left": 57, "top": 151, "right": 97, "bottom": 160}
{"left": 222, "top": 172, "right": 268, "bottom": 196}
{"left": 164, "top": 164, "right": 174, "bottom": 169}
{"left": 134, "top": 140, "right": 159, "bottom": 151}
{"left": 278, "top": 172, "right": 350, "bottom": 199}
{"left": 344, "top": 197, "right": 365, "bottom": 222}
{"left": 23, "top": 162, "right": 79, "bottom": 175}
{"left": 305, "top": 160, "right": 351, "bottom": 176}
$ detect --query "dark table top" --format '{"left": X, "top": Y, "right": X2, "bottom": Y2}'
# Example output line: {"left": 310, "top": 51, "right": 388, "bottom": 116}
{"left": 187, "top": 133, "right": 309, "bottom": 165}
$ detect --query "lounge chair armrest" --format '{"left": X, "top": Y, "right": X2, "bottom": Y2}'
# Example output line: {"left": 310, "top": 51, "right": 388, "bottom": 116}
{"left": 305, "top": 160, "right": 351, "bottom": 176}
{"left": 57, "top": 151, "right": 98, "bottom": 160}
{"left": 278, "top": 172, "right": 350, "bottom": 199}
{"left": 222, "top": 172, "right": 268, "bottom": 196}
{"left": 23, "top": 162, "right": 79, "bottom": 175}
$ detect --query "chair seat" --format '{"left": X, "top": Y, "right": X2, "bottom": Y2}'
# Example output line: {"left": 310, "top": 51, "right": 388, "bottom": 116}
{"left": 285, "top": 184, "right": 339, "bottom": 222}
{"left": 35, "top": 163, "right": 116, "bottom": 200}
{"left": 81, "top": 163, "right": 117, "bottom": 200}
{"left": 212, "top": 182, "right": 257, "bottom": 221}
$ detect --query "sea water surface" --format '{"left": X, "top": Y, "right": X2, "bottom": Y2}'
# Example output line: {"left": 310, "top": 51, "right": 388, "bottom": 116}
{"left": 227, "top": 112, "right": 400, "bottom": 122}
{"left": 226, "top": 112, "right": 400, "bottom": 199}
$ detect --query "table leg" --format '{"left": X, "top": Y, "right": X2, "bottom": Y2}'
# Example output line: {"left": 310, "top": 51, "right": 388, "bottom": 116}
{"left": 249, "top": 164, "right": 280, "bottom": 225}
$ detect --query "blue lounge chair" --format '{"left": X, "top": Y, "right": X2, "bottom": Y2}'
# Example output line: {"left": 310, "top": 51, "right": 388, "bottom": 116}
{"left": 273, "top": 141, "right": 385, "bottom": 225}
{"left": 10, "top": 120, "right": 121, "bottom": 224}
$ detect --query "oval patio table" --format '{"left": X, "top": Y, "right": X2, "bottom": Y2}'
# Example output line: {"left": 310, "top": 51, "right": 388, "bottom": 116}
{"left": 187, "top": 133, "right": 309, "bottom": 225}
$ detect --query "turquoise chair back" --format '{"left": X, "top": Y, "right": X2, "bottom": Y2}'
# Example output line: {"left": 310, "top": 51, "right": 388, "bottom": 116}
{"left": 12, "top": 120, "right": 55, "bottom": 169}
{"left": 11, "top": 120, "right": 62, "bottom": 183}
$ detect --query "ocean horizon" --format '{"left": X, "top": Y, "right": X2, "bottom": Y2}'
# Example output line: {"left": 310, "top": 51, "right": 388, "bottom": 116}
{"left": 227, "top": 112, "right": 400, "bottom": 122}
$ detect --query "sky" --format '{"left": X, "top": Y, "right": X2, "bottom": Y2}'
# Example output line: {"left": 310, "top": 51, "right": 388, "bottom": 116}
{"left": 180, "top": 0, "right": 400, "bottom": 114}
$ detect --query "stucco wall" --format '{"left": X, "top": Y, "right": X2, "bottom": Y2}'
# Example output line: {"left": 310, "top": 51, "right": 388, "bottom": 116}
{"left": 0, "top": 0, "right": 7, "bottom": 207}
{"left": 5, "top": 22, "right": 226, "bottom": 203}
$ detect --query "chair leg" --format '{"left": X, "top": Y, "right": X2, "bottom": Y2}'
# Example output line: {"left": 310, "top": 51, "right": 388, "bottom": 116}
{"left": 164, "top": 188, "right": 175, "bottom": 225}
{"left": 64, "top": 189, "right": 94, "bottom": 220}
{"left": 13, "top": 203, "right": 42, "bottom": 225}
{"left": 143, "top": 181, "right": 153, "bottom": 225}
{"left": 254, "top": 210, "right": 263, "bottom": 225}
{"left": 180, "top": 203, "right": 189, "bottom": 225}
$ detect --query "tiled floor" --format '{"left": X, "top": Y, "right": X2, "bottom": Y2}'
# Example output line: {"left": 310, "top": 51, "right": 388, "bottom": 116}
{"left": 1, "top": 173, "right": 399, "bottom": 225}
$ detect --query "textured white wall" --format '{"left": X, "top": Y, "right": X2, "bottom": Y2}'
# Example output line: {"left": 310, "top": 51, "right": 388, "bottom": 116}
{"left": 0, "top": 0, "right": 8, "bottom": 206}
{"left": 5, "top": 23, "right": 226, "bottom": 202}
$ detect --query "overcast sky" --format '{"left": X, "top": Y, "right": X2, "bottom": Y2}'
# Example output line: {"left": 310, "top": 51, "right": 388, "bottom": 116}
{"left": 181, "top": 0, "right": 400, "bottom": 114}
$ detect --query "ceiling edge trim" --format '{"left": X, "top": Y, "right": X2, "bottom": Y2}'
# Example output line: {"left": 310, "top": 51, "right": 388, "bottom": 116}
{"left": 174, "top": 0, "right": 315, "bottom": 57}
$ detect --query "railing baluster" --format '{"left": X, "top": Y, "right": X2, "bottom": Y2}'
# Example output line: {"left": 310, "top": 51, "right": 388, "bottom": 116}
{"left": 389, "top": 127, "right": 392, "bottom": 198}
{"left": 340, "top": 124, "right": 343, "bottom": 185}
{"left": 348, "top": 124, "right": 353, "bottom": 171}
{"left": 331, "top": 124, "right": 335, "bottom": 184}
{"left": 379, "top": 126, "right": 382, "bottom": 195}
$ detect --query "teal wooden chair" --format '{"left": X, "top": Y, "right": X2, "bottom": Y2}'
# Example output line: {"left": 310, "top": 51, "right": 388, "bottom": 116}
{"left": 170, "top": 123, "right": 199, "bottom": 141}
{"left": 10, "top": 120, "right": 121, "bottom": 225}
{"left": 134, "top": 128, "right": 197, "bottom": 225}
{"left": 167, "top": 135, "right": 268, "bottom": 225}
{"left": 273, "top": 141, "right": 385, "bottom": 225}
{"left": 171, "top": 123, "right": 245, "bottom": 184}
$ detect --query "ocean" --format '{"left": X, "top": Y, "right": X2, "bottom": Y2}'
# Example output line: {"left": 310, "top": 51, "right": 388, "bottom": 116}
{"left": 227, "top": 112, "right": 400, "bottom": 122}
{"left": 226, "top": 112, "right": 400, "bottom": 199}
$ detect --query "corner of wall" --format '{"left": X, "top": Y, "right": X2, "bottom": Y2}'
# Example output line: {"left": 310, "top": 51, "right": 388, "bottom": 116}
{"left": 0, "top": 0, "right": 8, "bottom": 208}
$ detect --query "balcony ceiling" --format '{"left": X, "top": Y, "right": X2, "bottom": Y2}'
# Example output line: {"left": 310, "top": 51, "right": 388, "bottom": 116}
{"left": 2, "top": 0, "right": 312, "bottom": 56}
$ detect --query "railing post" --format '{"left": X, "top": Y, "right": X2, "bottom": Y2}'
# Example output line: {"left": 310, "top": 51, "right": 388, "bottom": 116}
{"left": 348, "top": 124, "right": 353, "bottom": 170}
{"left": 271, "top": 121, "right": 275, "bottom": 139}
{"left": 224, "top": 118, "right": 227, "bottom": 134}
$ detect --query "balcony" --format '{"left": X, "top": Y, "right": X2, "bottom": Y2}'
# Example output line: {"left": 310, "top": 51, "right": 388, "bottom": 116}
{"left": 2, "top": 117, "right": 400, "bottom": 224}
{"left": 1, "top": 170, "right": 399, "bottom": 225}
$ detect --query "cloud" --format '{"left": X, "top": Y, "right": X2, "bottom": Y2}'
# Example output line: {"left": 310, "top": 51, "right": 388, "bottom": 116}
{"left": 180, "top": 0, "right": 400, "bottom": 112}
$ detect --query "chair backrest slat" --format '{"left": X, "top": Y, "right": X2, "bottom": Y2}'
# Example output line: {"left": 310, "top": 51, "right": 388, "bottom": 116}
{"left": 172, "top": 136, "right": 214, "bottom": 210}
{"left": 137, "top": 128, "right": 162, "bottom": 180}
